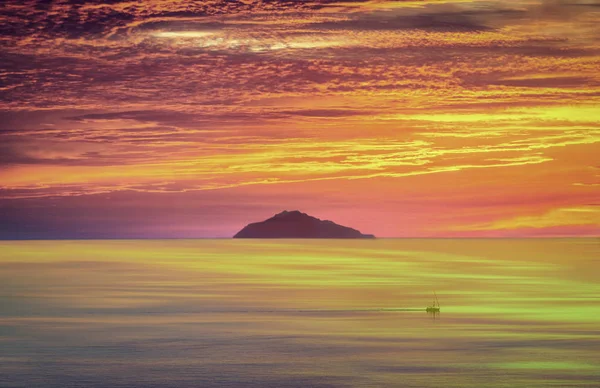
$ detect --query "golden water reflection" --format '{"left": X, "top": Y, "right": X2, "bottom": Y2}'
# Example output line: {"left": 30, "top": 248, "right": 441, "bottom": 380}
{"left": 0, "top": 239, "right": 598, "bottom": 387}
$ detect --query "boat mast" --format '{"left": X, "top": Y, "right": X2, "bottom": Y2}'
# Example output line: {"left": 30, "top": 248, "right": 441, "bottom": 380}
{"left": 434, "top": 291, "right": 440, "bottom": 308}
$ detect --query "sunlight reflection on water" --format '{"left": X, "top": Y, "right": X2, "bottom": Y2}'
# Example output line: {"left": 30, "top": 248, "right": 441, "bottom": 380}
{"left": 1, "top": 239, "right": 599, "bottom": 387}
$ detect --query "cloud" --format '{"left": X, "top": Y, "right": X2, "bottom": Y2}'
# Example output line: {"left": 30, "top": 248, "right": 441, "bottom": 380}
{"left": 66, "top": 110, "right": 265, "bottom": 126}
{"left": 490, "top": 76, "right": 594, "bottom": 88}
{"left": 308, "top": 11, "right": 493, "bottom": 32}
{"left": 449, "top": 205, "right": 600, "bottom": 234}
{"left": 279, "top": 109, "right": 373, "bottom": 117}
{"left": 1, "top": 0, "right": 599, "bottom": 237}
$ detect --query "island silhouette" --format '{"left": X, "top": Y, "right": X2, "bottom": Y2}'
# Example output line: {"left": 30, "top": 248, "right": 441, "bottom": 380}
{"left": 234, "top": 210, "right": 375, "bottom": 239}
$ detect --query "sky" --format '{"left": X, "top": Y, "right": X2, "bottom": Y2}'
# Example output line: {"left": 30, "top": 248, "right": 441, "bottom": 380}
{"left": 0, "top": 0, "right": 599, "bottom": 239}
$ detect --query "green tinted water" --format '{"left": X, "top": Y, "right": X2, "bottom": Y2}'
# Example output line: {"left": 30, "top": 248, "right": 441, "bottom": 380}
{"left": 1, "top": 239, "right": 598, "bottom": 387}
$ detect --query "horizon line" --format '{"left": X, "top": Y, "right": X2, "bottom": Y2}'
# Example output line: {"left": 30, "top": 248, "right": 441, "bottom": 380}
{"left": 0, "top": 236, "right": 597, "bottom": 241}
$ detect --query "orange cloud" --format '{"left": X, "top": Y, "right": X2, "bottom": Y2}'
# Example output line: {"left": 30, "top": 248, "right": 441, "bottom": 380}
{"left": 0, "top": 0, "right": 599, "bottom": 237}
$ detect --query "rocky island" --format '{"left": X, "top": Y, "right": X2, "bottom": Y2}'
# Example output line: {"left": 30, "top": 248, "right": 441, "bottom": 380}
{"left": 233, "top": 210, "right": 375, "bottom": 239}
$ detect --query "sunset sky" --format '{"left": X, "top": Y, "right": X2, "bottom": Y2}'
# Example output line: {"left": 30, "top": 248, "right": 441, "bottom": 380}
{"left": 1, "top": 0, "right": 599, "bottom": 239}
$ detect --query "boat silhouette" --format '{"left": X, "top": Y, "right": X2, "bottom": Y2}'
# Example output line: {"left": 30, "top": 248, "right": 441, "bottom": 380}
{"left": 426, "top": 291, "right": 440, "bottom": 313}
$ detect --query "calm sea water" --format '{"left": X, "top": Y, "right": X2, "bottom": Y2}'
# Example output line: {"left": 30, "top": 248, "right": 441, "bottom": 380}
{"left": 1, "top": 239, "right": 599, "bottom": 387}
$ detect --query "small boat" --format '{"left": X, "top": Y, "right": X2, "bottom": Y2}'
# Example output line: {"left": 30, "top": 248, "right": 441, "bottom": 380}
{"left": 426, "top": 291, "right": 440, "bottom": 313}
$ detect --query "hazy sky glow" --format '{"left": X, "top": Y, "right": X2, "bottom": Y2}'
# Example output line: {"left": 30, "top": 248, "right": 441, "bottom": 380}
{"left": 1, "top": 0, "right": 599, "bottom": 238}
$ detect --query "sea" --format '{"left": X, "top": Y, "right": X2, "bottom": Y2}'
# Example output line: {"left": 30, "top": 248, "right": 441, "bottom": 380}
{"left": 1, "top": 239, "right": 599, "bottom": 388}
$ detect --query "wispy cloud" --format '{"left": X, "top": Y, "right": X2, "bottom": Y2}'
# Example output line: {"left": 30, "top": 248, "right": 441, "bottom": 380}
{"left": 1, "top": 0, "right": 599, "bottom": 237}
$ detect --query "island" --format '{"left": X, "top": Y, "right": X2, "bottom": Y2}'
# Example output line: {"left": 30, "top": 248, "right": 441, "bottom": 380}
{"left": 233, "top": 210, "right": 375, "bottom": 239}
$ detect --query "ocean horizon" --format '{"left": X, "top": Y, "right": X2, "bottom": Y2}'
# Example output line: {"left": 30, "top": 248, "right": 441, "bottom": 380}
{"left": 1, "top": 238, "right": 598, "bottom": 387}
